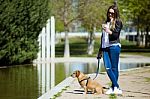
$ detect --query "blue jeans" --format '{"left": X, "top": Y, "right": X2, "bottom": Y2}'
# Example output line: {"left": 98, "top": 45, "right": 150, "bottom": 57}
{"left": 102, "top": 45, "right": 121, "bottom": 89}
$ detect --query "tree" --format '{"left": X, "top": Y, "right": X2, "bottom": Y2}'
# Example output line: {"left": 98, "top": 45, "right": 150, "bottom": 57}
{"left": 50, "top": 0, "right": 83, "bottom": 57}
{"left": 119, "top": 0, "right": 150, "bottom": 47}
{"left": 138, "top": 0, "right": 150, "bottom": 47}
{"left": 50, "top": 0, "right": 114, "bottom": 56}
{"left": 78, "top": 0, "right": 112, "bottom": 55}
{"left": 0, "top": 0, "right": 50, "bottom": 66}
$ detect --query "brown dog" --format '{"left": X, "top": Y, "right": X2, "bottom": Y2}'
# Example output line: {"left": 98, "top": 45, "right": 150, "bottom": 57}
{"left": 71, "top": 70, "right": 104, "bottom": 94}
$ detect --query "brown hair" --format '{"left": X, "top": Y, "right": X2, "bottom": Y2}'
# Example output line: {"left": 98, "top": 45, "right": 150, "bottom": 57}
{"left": 106, "top": 5, "right": 120, "bottom": 29}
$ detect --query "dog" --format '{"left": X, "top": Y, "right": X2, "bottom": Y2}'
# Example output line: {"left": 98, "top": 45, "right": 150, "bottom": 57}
{"left": 71, "top": 70, "right": 104, "bottom": 94}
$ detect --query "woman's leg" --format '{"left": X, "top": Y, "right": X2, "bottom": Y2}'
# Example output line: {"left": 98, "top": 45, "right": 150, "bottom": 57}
{"left": 103, "top": 49, "right": 119, "bottom": 88}
{"left": 109, "top": 45, "right": 121, "bottom": 88}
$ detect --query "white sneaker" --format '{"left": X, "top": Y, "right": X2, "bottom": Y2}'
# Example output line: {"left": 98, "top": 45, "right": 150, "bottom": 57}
{"left": 106, "top": 87, "right": 114, "bottom": 94}
{"left": 113, "top": 87, "right": 122, "bottom": 95}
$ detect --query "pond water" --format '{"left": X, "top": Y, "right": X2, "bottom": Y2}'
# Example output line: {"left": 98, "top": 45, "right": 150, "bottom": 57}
{"left": 0, "top": 62, "right": 149, "bottom": 99}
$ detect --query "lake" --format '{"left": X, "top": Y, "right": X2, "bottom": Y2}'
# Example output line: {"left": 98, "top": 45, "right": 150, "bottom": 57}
{"left": 0, "top": 62, "right": 149, "bottom": 99}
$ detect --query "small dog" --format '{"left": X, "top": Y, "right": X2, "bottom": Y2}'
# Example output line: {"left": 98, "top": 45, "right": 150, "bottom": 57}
{"left": 71, "top": 70, "right": 104, "bottom": 94}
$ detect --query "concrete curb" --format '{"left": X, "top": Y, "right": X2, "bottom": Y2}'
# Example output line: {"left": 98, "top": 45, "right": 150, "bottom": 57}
{"left": 33, "top": 55, "right": 150, "bottom": 64}
{"left": 38, "top": 77, "right": 74, "bottom": 99}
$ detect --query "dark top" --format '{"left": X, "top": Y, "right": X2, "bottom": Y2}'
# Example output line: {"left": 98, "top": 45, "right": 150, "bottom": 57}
{"left": 109, "top": 19, "right": 123, "bottom": 44}
{"left": 99, "top": 19, "right": 123, "bottom": 52}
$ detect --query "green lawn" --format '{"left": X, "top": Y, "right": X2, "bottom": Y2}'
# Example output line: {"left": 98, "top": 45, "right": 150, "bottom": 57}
{"left": 55, "top": 37, "right": 150, "bottom": 57}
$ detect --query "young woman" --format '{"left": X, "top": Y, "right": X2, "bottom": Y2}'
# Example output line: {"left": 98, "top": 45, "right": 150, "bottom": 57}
{"left": 97, "top": 4, "right": 123, "bottom": 94}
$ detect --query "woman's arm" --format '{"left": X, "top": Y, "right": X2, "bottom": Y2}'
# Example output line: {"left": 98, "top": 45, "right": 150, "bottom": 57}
{"left": 109, "top": 20, "right": 123, "bottom": 41}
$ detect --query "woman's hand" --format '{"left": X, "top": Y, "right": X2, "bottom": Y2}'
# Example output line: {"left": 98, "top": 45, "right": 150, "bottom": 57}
{"left": 102, "top": 24, "right": 107, "bottom": 29}
{"left": 97, "top": 51, "right": 102, "bottom": 59}
{"left": 102, "top": 24, "right": 112, "bottom": 34}
{"left": 104, "top": 27, "right": 112, "bottom": 34}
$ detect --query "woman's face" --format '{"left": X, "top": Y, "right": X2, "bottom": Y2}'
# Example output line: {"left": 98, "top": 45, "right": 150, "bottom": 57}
{"left": 108, "top": 8, "right": 115, "bottom": 21}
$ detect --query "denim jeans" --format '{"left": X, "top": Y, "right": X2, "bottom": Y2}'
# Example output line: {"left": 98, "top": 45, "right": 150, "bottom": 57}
{"left": 102, "top": 45, "right": 121, "bottom": 89}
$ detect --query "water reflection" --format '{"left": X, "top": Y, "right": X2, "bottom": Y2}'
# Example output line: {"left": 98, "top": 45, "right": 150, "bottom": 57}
{"left": 0, "top": 62, "right": 149, "bottom": 99}
{"left": 37, "top": 62, "right": 55, "bottom": 95}
{"left": 120, "top": 63, "right": 148, "bottom": 71}
{"left": 0, "top": 65, "right": 39, "bottom": 99}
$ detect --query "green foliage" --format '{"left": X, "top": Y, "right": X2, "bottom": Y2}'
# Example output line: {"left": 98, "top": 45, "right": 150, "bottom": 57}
{"left": 119, "top": 0, "right": 150, "bottom": 28}
{"left": 50, "top": 0, "right": 79, "bottom": 32}
{"left": 50, "top": 0, "right": 113, "bottom": 32}
{"left": 118, "top": 0, "right": 150, "bottom": 47}
{"left": 55, "top": 20, "right": 64, "bottom": 32}
{"left": 0, "top": 0, "right": 50, "bottom": 66}
{"left": 78, "top": 0, "right": 113, "bottom": 32}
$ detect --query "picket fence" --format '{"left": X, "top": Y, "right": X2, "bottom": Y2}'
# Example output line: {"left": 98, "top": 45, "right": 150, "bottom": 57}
{"left": 37, "top": 16, "right": 55, "bottom": 62}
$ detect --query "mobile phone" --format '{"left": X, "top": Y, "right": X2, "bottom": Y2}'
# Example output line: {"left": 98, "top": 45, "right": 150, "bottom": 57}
{"left": 102, "top": 24, "right": 106, "bottom": 28}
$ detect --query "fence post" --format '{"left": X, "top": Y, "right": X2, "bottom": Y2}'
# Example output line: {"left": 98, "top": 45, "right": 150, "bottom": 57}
{"left": 46, "top": 19, "right": 51, "bottom": 61}
{"left": 50, "top": 16, "right": 55, "bottom": 88}
{"left": 42, "top": 27, "right": 46, "bottom": 61}
{"left": 51, "top": 16, "right": 55, "bottom": 59}
{"left": 37, "top": 34, "right": 41, "bottom": 61}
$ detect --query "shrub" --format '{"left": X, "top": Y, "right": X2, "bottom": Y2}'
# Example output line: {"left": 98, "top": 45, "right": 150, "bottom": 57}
{"left": 0, "top": 0, "right": 50, "bottom": 66}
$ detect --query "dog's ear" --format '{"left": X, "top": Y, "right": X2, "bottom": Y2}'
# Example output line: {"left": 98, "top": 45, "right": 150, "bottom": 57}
{"left": 76, "top": 70, "right": 80, "bottom": 77}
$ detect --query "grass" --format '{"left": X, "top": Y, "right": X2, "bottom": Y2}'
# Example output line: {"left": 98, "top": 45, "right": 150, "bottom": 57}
{"left": 109, "top": 94, "right": 117, "bottom": 99}
{"left": 52, "top": 86, "right": 69, "bottom": 99}
{"left": 145, "top": 77, "right": 150, "bottom": 82}
{"left": 55, "top": 37, "right": 150, "bottom": 57}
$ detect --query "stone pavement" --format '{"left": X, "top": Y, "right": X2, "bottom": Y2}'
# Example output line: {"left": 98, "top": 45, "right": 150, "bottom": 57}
{"left": 56, "top": 66, "right": 150, "bottom": 99}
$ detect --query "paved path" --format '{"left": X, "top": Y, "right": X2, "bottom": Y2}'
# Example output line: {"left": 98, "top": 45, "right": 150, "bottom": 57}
{"left": 37, "top": 54, "right": 150, "bottom": 99}
{"left": 57, "top": 66, "right": 150, "bottom": 99}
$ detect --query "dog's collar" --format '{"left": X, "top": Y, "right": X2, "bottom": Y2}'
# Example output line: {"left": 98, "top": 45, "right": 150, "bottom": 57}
{"left": 79, "top": 77, "right": 90, "bottom": 86}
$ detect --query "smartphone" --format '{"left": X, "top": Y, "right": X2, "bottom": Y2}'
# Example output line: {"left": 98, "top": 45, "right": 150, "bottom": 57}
{"left": 102, "top": 24, "right": 106, "bottom": 28}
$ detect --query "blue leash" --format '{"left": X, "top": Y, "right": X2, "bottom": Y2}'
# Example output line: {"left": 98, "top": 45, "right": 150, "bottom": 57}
{"left": 93, "top": 58, "right": 101, "bottom": 80}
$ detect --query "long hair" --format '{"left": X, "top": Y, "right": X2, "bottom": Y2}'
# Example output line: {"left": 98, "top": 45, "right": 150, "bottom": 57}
{"left": 106, "top": 5, "right": 120, "bottom": 22}
{"left": 106, "top": 4, "right": 120, "bottom": 29}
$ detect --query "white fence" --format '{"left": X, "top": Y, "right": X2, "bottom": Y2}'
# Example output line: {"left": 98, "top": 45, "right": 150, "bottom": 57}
{"left": 34, "top": 17, "right": 56, "bottom": 95}
{"left": 37, "top": 16, "right": 55, "bottom": 62}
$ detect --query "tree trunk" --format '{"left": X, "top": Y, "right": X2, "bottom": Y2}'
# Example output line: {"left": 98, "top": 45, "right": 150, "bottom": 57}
{"left": 145, "top": 26, "right": 149, "bottom": 48}
{"left": 140, "top": 30, "right": 143, "bottom": 46}
{"left": 64, "top": 27, "right": 70, "bottom": 57}
{"left": 136, "top": 16, "right": 140, "bottom": 46}
{"left": 87, "top": 32, "right": 95, "bottom": 55}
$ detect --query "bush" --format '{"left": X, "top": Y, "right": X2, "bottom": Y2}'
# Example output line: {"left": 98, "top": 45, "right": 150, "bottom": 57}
{"left": 0, "top": 0, "right": 50, "bottom": 66}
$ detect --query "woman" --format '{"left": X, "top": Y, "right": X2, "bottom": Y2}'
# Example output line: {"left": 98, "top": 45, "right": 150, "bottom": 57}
{"left": 97, "top": 4, "right": 123, "bottom": 95}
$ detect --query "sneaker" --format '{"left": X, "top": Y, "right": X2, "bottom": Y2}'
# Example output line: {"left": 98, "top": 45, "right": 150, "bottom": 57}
{"left": 106, "top": 87, "right": 114, "bottom": 94}
{"left": 113, "top": 87, "right": 122, "bottom": 95}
